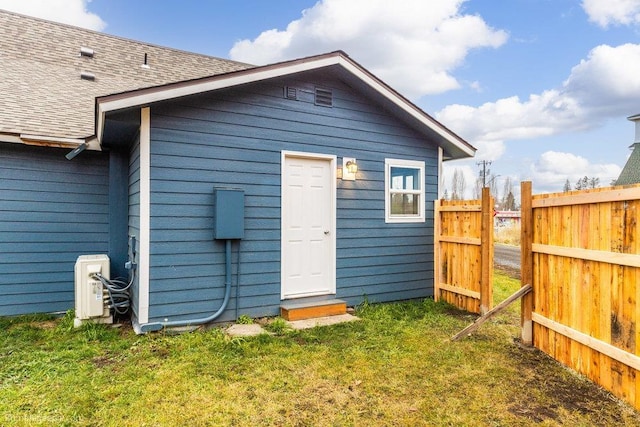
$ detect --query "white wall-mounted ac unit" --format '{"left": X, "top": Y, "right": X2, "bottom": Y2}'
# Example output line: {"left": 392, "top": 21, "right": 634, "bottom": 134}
{"left": 74, "top": 254, "right": 113, "bottom": 328}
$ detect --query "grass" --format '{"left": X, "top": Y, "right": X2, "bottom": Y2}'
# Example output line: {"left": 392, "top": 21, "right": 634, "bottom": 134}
{"left": 1, "top": 272, "right": 638, "bottom": 426}
{"left": 495, "top": 223, "right": 521, "bottom": 246}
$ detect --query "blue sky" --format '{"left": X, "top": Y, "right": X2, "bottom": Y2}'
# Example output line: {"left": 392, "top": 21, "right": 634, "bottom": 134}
{"left": 2, "top": 0, "right": 640, "bottom": 198}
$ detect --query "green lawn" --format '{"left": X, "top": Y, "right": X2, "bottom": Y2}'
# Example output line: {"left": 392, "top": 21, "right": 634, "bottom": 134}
{"left": 1, "top": 271, "right": 638, "bottom": 426}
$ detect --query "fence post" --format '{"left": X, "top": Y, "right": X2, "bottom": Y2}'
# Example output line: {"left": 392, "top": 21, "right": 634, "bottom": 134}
{"left": 433, "top": 199, "right": 441, "bottom": 302}
{"left": 520, "top": 181, "right": 533, "bottom": 346}
{"left": 480, "top": 187, "right": 493, "bottom": 314}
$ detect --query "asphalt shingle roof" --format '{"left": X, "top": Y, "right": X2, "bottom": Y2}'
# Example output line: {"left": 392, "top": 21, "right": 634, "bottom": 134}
{"left": 0, "top": 9, "right": 253, "bottom": 140}
{"left": 616, "top": 143, "right": 640, "bottom": 185}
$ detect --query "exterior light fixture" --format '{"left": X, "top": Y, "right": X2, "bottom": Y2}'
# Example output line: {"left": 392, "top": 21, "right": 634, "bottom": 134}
{"left": 342, "top": 157, "right": 358, "bottom": 181}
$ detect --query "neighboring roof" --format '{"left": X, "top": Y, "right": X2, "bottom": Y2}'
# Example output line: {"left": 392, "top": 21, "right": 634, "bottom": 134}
{"left": 99, "top": 51, "right": 476, "bottom": 160}
{"left": 0, "top": 9, "right": 252, "bottom": 141}
{"left": 616, "top": 114, "right": 640, "bottom": 185}
{"left": 0, "top": 9, "right": 474, "bottom": 160}
{"left": 616, "top": 143, "right": 640, "bottom": 185}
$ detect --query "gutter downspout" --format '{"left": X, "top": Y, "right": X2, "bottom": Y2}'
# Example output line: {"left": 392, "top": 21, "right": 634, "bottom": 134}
{"left": 140, "top": 240, "right": 233, "bottom": 332}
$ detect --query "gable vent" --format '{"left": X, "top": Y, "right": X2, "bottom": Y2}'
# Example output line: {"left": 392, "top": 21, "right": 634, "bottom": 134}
{"left": 284, "top": 86, "right": 298, "bottom": 100}
{"left": 314, "top": 88, "right": 333, "bottom": 107}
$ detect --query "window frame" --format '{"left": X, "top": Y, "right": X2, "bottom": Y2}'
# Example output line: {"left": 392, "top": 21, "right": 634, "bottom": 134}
{"left": 384, "top": 158, "right": 426, "bottom": 223}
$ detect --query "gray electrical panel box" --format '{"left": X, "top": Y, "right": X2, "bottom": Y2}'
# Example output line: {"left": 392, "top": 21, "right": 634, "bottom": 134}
{"left": 214, "top": 188, "right": 244, "bottom": 239}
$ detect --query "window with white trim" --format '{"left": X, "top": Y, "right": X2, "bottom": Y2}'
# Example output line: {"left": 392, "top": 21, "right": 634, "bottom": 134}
{"left": 385, "top": 158, "right": 425, "bottom": 223}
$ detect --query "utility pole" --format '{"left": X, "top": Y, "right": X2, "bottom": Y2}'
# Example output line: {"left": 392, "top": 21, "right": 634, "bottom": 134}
{"left": 477, "top": 160, "right": 492, "bottom": 187}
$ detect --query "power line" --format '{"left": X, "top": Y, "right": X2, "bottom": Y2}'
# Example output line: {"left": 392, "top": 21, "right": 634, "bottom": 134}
{"left": 477, "top": 160, "right": 492, "bottom": 187}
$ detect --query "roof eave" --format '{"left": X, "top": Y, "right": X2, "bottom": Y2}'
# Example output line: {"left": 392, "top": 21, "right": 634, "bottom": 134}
{"left": 97, "top": 51, "right": 475, "bottom": 159}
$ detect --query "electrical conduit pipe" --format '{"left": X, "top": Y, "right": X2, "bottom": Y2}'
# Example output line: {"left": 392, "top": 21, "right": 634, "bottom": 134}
{"left": 141, "top": 239, "right": 233, "bottom": 332}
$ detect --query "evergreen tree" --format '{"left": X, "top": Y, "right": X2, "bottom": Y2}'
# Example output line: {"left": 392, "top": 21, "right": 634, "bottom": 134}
{"left": 504, "top": 191, "right": 516, "bottom": 211}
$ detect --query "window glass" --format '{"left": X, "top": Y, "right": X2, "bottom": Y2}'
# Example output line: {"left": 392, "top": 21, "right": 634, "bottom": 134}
{"left": 384, "top": 159, "right": 425, "bottom": 223}
{"left": 391, "top": 193, "right": 418, "bottom": 215}
{"left": 390, "top": 167, "right": 420, "bottom": 190}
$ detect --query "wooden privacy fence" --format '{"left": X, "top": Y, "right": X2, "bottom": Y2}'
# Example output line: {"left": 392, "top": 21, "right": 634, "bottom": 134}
{"left": 434, "top": 187, "right": 493, "bottom": 314}
{"left": 521, "top": 182, "right": 640, "bottom": 410}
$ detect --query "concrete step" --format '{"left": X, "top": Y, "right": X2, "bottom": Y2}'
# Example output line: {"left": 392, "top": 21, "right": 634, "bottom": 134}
{"left": 280, "top": 299, "right": 347, "bottom": 321}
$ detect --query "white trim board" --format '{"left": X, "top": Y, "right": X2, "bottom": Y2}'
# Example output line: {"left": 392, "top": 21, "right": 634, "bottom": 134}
{"left": 96, "top": 52, "right": 474, "bottom": 160}
{"left": 138, "top": 107, "right": 151, "bottom": 324}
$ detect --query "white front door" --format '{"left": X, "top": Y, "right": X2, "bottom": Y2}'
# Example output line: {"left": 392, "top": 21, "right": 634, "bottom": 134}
{"left": 281, "top": 152, "right": 336, "bottom": 299}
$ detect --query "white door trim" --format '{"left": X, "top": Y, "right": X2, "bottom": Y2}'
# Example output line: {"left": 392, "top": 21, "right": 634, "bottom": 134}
{"left": 281, "top": 151, "right": 337, "bottom": 299}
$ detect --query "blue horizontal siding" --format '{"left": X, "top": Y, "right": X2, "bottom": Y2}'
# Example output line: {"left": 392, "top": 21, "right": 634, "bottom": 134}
{"left": 128, "top": 135, "right": 141, "bottom": 321}
{"left": 143, "top": 75, "right": 439, "bottom": 324}
{"left": 0, "top": 143, "right": 109, "bottom": 316}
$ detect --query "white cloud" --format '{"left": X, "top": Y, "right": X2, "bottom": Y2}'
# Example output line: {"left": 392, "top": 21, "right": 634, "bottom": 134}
{"left": 472, "top": 140, "right": 505, "bottom": 161}
{"left": 0, "top": 0, "right": 106, "bottom": 30}
{"left": 582, "top": 0, "right": 640, "bottom": 27}
{"left": 564, "top": 43, "right": 640, "bottom": 112}
{"left": 436, "top": 43, "right": 640, "bottom": 161}
{"left": 442, "top": 150, "right": 622, "bottom": 198}
{"left": 230, "top": 0, "right": 507, "bottom": 98}
{"left": 530, "top": 151, "right": 622, "bottom": 192}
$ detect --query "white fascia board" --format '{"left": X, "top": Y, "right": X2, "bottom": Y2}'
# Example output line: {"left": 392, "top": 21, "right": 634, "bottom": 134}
{"left": 85, "top": 137, "right": 100, "bottom": 151}
{"left": 99, "top": 56, "right": 340, "bottom": 114}
{"left": 19, "top": 134, "right": 102, "bottom": 151}
{"left": 0, "top": 134, "right": 24, "bottom": 144}
{"left": 20, "top": 134, "right": 85, "bottom": 145}
{"left": 335, "top": 57, "right": 475, "bottom": 158}
{"left": 97, "top": 55, "right": 340, "bottom": 144}
{"left": 97, "top": 52, "right": 473, "bottom": 158}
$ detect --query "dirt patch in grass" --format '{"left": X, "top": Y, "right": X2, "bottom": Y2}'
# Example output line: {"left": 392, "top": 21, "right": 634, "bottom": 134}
{"left": 505, "top": 343, "right": 623, "bottom": 424}
{"left": 496, "top": 263, "right": 521, "bottom": 280}
{"left": 92, "top": 351, "right": 126, "bottom": 369}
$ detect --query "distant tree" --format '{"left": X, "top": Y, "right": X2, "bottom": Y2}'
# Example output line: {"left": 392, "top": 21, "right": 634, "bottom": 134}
{"left": 504, "top": 191, "right": 516, "bottom": 211}
{"left": 473, "top": 177, "right": 482, "bottom": 199}
{"left": 574, "top": 176, "right": 589, "bottom": 190}
{"left": 475, "top": 174, "right": 498, "bottom": 200}
{"left": 488, "top": 174, "right": 499, "bottom": 200}
{"left": 451, "top": 169, "right": 466, "bottom": 200}
{"left": 563, "top": 179, "right": 571, "bottom": 193}
{"left": 575, "top": 176, "right": 600, "bottom": 190}
{"left": 442, "top": 189, "right": 450, "bottom": 200}
{"left": 501, "top": 177, "right": 514, "bottom": 208}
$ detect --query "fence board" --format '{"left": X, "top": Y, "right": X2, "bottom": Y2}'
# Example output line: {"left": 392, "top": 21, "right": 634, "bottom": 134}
{"left": 522, "top": 182, "right": 640, "bottom": 410}
{"left": 435, "top": 188, "right": 493, "bottom": 314}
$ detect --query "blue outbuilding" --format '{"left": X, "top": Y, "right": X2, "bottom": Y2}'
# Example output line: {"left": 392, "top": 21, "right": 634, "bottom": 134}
{"left": 0, "top": 10, "right": 475, "bottom": 332}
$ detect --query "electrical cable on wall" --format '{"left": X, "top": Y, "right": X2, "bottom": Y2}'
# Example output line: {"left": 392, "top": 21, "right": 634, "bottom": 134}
{"left": 91, "top": 271, "right": 133, "bottom": 315}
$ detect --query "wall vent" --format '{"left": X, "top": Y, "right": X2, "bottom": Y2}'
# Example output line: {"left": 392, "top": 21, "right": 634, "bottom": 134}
{"left": 80, "top": 71, "right": 95, "bottom": 81}
{"left": 80, "top": 47, "right": 94, "bottom": 57}
{"left": 314, "top": 88, "right": 333, "bottom": 107}
{"left": 284, "top": 86, "right": 298, "bottom": 100}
